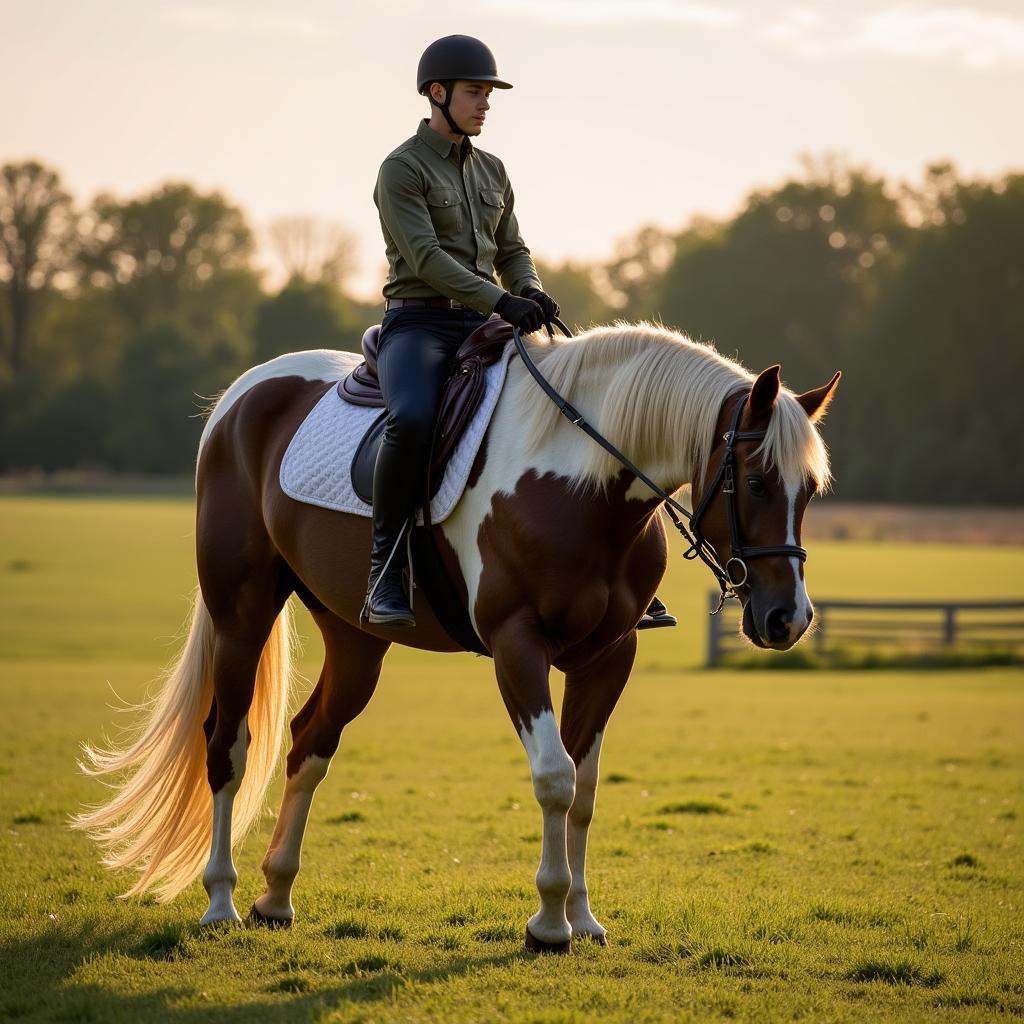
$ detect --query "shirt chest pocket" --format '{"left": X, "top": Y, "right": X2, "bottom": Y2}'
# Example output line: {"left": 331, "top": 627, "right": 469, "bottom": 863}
{"left": 478, "top": 188, "right": 505, "bottom": 235}
{"left": 426, "top": 187, "right": 463, "bottom": 239}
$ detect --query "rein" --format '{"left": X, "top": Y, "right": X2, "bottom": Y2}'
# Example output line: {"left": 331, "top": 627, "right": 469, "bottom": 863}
{"left": 511, "top": 320, "right": 807, "bottom": 613}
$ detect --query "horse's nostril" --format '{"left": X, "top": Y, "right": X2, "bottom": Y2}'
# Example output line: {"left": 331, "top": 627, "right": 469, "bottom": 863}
{"left": 765, "top": 607, "right": 790, "bottom": 643}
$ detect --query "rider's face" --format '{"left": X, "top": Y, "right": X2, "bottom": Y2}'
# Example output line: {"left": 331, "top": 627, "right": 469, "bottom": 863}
{"left": 440, "top": 80, "right": 493, "bottom": 135}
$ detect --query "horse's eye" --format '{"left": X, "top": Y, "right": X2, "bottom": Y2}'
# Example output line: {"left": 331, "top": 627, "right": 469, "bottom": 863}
{"left": 747, "top": 476, "right": 767, "bottom": 497}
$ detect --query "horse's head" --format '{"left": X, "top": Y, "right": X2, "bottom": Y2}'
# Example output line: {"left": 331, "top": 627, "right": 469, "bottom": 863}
{"left": 691, "top": 365, "right": 840, "bottom": 650}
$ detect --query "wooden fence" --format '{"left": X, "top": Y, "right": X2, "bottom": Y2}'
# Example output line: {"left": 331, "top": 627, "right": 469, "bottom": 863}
{"left": 705, "top": 593, "right": 1024, "bottom": 667}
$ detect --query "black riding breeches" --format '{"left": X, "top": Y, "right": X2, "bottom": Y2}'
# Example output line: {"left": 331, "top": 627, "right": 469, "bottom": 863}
{"left": 370, "top": 306, "right": 491, "bottom": 562}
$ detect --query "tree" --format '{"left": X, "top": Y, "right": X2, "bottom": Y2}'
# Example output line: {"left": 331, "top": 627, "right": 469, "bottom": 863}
{"left": 267, "top": 215, "right": 359, "bottom": 290}
{"left": 252, "top": 279, "right": 364, "bottom": 363}
{"left": 79, "top": 182, "right": 258, "bottom": 332}
{"left": 598, "top": 224, "right": 677, "bottom": 317}
{"left": 843, "top": 170, "right": 1024, "bottom": 503}
{"left": 533, "top": 259, "right": 609, "bottom": 329}
{"left": 105, "top": 321, "right": 217, "bottom": 473}
{"left": 654, "top": 154, "right": 908, "bottom": 388}
{"left": 0, "top": 161, "right": 78, "bottom": 377}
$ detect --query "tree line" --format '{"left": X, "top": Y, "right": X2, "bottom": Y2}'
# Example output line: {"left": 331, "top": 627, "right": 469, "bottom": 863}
{"left": 1, "top": 155, "right": 1021, "bottom": 502}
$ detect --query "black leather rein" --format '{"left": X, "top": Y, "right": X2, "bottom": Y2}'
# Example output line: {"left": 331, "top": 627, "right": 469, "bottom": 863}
{"left": 511, "top": 320, "right": 807, "bottom": 613}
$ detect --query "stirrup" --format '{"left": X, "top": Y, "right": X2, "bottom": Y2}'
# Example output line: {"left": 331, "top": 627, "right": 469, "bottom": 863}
{"left": 638, "top": 596, "right": 677, "bottom": 630}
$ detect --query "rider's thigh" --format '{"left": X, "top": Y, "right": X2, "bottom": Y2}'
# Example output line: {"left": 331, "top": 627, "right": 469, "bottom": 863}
{"left": 376, "top": 321, "right": 456, "bottom": 429}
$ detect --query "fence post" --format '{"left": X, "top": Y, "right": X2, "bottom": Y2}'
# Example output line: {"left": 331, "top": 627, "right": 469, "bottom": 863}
{"left": 943, "top": 605, "right": 956, "bottom": 646}
{"left": 706, "top": 591, "right": 721, "bottom": 667}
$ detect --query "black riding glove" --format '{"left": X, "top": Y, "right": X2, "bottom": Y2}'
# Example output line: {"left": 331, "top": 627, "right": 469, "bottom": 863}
{"left": 494, "top": 292, "right": 546, "bottom": 334}
{"left": 521, "top": 287, "right": 560, "bottom": 325}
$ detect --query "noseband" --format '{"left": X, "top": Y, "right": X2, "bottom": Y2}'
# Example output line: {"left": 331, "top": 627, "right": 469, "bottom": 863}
{"left": 512, "top": 322, "right": 807, "bottom": 614}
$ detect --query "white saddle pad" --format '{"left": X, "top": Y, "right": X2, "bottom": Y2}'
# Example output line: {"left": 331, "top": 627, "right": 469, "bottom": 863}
{"left": 280, "top": 342, "right": 514, "bottom": 523}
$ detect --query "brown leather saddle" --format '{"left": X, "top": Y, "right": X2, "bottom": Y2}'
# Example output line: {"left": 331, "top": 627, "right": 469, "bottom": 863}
{"left": 338, "top": 316, "right": 513, "bottom": 511}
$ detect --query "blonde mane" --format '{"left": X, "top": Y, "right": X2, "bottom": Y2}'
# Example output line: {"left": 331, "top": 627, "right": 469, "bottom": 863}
{"left": 516, "top": 321, "right": 832, "bottom": 492}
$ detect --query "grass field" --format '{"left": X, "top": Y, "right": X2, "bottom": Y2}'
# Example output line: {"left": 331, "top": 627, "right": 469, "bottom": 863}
{"left": 1, "top": 495, "right": 1022, "bottom": 1023}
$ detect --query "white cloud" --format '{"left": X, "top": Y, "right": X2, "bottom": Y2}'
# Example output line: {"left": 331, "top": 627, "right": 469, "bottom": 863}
{"left": 761, "top": 5, "right": 827, "bottom": 59}
{"left": 482, "top": 0, "right": 743, "bottom": 30}
{"left": 159, "top": 5, "right": 339, "bottom": 40}
{"left": 252, "top": 13, "right": 339, "bottom": 39}
{"left": 160, "top": 6, "right": 236, "bottom": 31}
{"left": 758, "top": 3, "right": 1024, "bottom": 71}
{"left": 845, "top": 5, "right": 1024, "bottom": 71}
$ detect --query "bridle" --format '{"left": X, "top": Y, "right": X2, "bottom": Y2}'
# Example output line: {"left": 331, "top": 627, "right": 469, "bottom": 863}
{"left": 511, "top": 320, "right": 808, "bottom": 614}
{"left": 686, "top": 390, "right": 808, "bottom": 607}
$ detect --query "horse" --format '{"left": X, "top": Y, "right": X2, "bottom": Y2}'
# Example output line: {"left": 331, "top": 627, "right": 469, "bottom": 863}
{"left": 74, "top": 320, "right": 839, "bottom": 953}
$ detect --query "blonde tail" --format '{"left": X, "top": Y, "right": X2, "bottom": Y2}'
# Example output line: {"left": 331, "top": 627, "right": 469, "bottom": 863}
{"left": 72, "top": 588, "right": 295, "bottom": 902}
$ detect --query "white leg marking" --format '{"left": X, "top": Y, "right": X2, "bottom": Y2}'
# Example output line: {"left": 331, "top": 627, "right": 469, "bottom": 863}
{"left": 200, "top": 720, "right": 247, "bottom": 925}
{"left": 566, "top": 731, "right": 606, "bottom": 940}
{"left": 785, "top": 479, "right": 812, "bottom": 640}
{"left": 520, "top": 710, "right": 576, "bottom": 945}
{"left": 253, "top": 754, "right": 332, "bottom": 921}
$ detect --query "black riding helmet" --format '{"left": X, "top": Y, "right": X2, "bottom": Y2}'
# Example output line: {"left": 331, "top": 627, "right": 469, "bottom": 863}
{"left": 417, "top": 35, "right": 512, "bottom": 137}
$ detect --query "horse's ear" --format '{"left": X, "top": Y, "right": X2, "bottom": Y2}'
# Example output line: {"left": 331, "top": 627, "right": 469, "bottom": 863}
{"left": 749, "top": 365, "right": 781, "bottom": 415}
{"left": 796, "top": 370, "right": 841, "bottom": 422}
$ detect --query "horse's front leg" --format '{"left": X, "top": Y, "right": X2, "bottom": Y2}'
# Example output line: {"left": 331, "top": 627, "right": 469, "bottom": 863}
{"left": 492, "top": 618, "right": 576, "bottom": 953}
{"left": 560, "top": 631, "right": 638, "bottom": 944}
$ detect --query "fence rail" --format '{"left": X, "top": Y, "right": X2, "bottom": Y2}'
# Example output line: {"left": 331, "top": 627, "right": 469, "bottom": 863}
{"left": 705, "top": 594, "right": 1024, "bottom": 667}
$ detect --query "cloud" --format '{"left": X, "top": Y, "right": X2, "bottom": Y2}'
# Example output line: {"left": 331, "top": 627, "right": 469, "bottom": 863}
{"left": 759, "top": 3, "right": 1024, "bottom": 71}
{"left": 761, "top": 5, "right": 827, "bottom": 60}
{"left": 159, "top": 5, "right": 340, "bottom": 40}
{"left": 481, "top": 0, "right": 743, "bottom": 30}
{"left": 493, "top": 0, "right": 1024, "bottom": 71}
{"left": 160, "top": 6, "right": 236, "bottom": 31}
{"left": 845, "top": 5, "right": 1024, "bottom": 71}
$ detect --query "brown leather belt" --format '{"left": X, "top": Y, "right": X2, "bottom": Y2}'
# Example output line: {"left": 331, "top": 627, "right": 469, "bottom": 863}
{"left": 385, "top": 297, "right": 472, "bottom": 310}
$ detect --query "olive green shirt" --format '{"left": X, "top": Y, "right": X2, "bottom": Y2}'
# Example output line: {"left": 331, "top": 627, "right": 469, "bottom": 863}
{"left": 374, "top": 119, "right": 543, "bottom": 314}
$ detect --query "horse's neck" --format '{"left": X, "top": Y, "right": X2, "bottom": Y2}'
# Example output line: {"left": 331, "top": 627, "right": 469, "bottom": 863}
{"left": 533, "top": 347, "right": 714, "bottom": 498}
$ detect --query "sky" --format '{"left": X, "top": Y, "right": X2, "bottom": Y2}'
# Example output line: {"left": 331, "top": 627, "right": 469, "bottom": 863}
{"left": 3, "top": 0, "right": 1023, "bottom": 299}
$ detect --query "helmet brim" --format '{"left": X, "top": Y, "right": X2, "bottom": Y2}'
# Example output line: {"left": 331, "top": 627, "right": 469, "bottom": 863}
{"left": 419, "top": 75, "right": 513, "bottom": 93}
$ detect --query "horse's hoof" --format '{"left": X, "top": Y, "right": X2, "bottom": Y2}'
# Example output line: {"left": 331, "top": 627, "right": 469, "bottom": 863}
{"left": 524, "top": 925, "right": 571, "bottom": 954}
{"left": 248, "top": 903, "right": 293, "bottom": 929}
{"left": 199, "top": 906, "right": 241, "bottom": 927}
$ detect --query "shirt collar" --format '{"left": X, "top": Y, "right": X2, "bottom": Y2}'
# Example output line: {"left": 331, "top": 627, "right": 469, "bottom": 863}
{"left": 417, "top": 118, "right": 473, "bottom": 160}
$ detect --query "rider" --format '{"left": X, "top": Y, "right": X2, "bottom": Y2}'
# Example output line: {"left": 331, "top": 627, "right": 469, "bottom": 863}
{"left": 363, "top": 34, "right": 676, "bottom": 631}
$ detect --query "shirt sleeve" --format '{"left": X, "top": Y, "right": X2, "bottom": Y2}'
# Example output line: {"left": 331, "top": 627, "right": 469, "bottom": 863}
{"left": 375, "top": 157, "right": 505, "bottom": 314}
{"left": 493, "top": 168, "right": 544, "bottom": 297}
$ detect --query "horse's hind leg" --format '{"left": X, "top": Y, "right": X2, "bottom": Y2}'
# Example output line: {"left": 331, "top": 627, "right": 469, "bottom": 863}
{"left": 250, "top": 609, "right": 390, "bottom": 927}
{"left": 198, "top": 496, "right": 293, "bottom": 925}
{"left": 200, "top": 620, "right": 282, "bottom": 925}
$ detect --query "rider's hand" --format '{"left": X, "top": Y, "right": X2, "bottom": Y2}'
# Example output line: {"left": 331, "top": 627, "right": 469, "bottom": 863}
{"left": 494, "top": 292, "right": 546, "bottom": 334}
{"left": 521, "top": 287, "right": 560, "bottom": 326}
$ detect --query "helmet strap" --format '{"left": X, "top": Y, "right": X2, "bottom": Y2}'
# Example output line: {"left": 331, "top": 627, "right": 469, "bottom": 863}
{"left": 428, "top": 80, "right": 467, "bottom": 137}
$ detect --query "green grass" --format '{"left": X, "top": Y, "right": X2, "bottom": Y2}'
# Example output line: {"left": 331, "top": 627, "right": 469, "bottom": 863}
{"left": 0, "top": 495, "right": 1022, "bottom": 1022}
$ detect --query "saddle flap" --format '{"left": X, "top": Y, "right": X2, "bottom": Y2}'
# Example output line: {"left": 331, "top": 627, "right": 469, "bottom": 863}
{"left": 349, "top": 409, "right": 388, "bottom": 504}
{"left": 455, "top": 318, "right": 513, "bottom": 363}
{"left": 344, "top": 316, "right": 514, "bottom": 507}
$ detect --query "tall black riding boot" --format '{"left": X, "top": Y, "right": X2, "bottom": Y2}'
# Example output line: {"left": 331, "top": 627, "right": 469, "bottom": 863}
{"left": 361, "top": 513, "right": 416, "bottom": 627}
{"left": 362, "top": 308, "right": 480, "bottom": 628}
